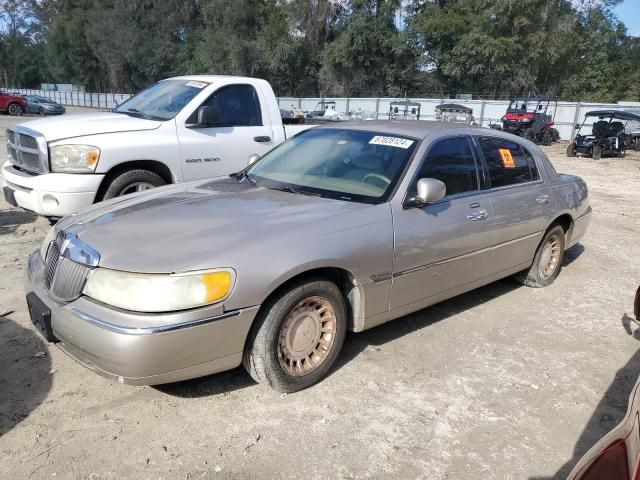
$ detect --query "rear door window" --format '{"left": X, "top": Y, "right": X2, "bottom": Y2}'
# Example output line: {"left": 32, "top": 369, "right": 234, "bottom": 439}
{"left": 476, "top": 137, "right": 539, "bottom": 188}
{"left": 412, "top": 136, "right": 479, "bottom": 197}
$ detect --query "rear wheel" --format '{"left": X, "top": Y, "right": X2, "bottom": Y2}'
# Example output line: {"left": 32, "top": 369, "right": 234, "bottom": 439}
{"left": 541, "top": 130, "right": 553, "bottom": 146}
{"left": 513, "top": 224, "right": 566, "bottom": 288}
{"left": 8, "top": 103, "right": 23, "bottom": 116}
{"left": 101, "top": 169, "right": 166, "bottom": 200}
{"left": 592, "top": 145, "right": 602, "bottom": 160}
{"left": 243, "top": 278, "right": 347, "bottom": 393}
{"left": 566, "top": 143, "right": 577, "bottom": 157}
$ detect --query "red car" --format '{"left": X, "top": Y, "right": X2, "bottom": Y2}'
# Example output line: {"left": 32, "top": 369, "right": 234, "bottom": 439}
{"left": 0, "top": 90, "right": 26, "bottom": 116}
{"left": 569, "top": 287, "right": 640, "bottom": 480}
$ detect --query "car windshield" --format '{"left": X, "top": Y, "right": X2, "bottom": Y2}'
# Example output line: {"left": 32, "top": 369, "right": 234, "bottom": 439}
{"left": 244, "top": 128, "right": 419, "bottom": 204}
{"left": 114, "top": 79, "right": 209, "bottom": 121}
{"left": 509, "top": 99, "right": 545, "bottom": 113}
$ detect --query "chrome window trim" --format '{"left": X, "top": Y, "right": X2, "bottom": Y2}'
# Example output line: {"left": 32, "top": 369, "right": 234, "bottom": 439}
{"left": 6, "top": 125, "right": 49, "bottom": 174}
{"left": 71, "top": 308, "right": 242, "bottom": 335}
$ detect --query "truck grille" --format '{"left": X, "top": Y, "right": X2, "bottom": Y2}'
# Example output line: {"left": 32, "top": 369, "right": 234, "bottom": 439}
{"left": 44, "top": 234, "right": 92, "bottom": 302}
{"left": 6, "top": 128, "right": 46, "bottom": 174}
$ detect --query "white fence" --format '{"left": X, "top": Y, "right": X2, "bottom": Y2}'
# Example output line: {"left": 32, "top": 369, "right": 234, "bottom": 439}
{"left": 7, "top": 87, "right": 640, "bottom": 141}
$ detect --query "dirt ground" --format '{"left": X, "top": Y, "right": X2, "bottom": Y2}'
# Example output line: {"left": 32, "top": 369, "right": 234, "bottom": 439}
{"left": 1, "top": 109, "right": 639, "bottom": 480}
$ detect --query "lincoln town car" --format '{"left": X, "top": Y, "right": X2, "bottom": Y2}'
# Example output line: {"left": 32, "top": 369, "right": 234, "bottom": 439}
{"left": 25, "top": 121, "right": 591, "bottom": 392}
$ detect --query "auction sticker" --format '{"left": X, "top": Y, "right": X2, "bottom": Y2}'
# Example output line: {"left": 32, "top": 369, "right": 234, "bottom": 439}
{"left": 369, "top": 136, "right": 414, "bottom": 149}
{"left": 186, "top": 81, "right": 209, "bottom": 89}
{"left": 498, "top": 148, "right": 515, "bottom": 168}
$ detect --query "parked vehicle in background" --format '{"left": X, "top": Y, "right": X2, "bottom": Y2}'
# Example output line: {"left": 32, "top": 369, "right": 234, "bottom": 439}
{"left": 567, "top": 110, "right": 640, "bottom": 159}
{"left": 568, "top": 287, "right": 640, "bottom": 480}
{"left": 2, "top": 76, "right": 315, "bottom": 218}
{"left": 493, "top": 97, "right": 559, "bottom": 145}
{"left": 388, "top": 100, "right": 421, "bottom": 120}
{"left": 0, "top": 90, "right": 27, "bottom": 116}
{"left": 306, "top": 100, "right": 336, "bottom": 118}
{"left": 24, "top": 95, "right": 66, "bottom": 116}
{"left": 435, "top": 103, "right": 475, "bottom": 125}
{"left": 25, "top": 121, "right": 591, "bottom": 392}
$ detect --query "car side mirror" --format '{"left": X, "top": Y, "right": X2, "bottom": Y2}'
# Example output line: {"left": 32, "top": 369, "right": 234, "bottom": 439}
{"left": 187, "top": 106, "right": 221, "bottom": 128}
{"left": 405, "top": 178, "right": 446, "bottom": 208}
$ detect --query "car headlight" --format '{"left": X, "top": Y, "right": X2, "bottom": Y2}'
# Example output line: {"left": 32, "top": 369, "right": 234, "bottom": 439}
{"left": 40, "top": 227, "right": 57, "bottom": 260}
{"left": 50, "top": 144, "right": 100, "bottom": 173}
{"left": 83, "top": 268, "right": 235, "bottom": 312}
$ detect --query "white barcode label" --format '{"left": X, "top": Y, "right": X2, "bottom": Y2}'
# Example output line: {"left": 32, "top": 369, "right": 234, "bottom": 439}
{"left": 369, "top": 136, "right": 414, "bottom": 149}
{"left": 185, "top": 81, "right": 208, "bottom": 89}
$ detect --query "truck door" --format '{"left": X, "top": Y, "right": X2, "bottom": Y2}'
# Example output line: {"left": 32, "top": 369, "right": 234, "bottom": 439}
{"left": 177, "top": 84, "right": 275, "bottom": 181}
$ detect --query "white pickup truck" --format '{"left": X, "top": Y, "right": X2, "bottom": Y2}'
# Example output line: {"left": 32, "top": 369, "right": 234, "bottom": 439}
{"left": 2, "top": 76, "right": 314, "bottom": 217}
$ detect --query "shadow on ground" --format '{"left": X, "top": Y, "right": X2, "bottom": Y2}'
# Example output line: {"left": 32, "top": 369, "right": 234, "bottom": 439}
{"left": 0, "top": 314, "right": 52, "bottom": 437}
{"left": 562, "top": 243, "right": 585, "bottom": 268}
{"left": 0, "top": 209, "right": 37, "bottom": 235}
{"left": 530, "top": 309, "right": 640, "bottom": 479}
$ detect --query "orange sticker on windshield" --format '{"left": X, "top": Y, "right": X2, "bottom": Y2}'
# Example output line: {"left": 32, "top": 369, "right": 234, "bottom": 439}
{"left": 499, "top": 148, "right": 515, "bottom": 168}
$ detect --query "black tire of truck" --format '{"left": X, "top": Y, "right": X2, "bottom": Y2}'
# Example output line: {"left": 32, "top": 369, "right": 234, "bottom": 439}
{"left": 101, "top": 169, "right": 166, "bottom": 200}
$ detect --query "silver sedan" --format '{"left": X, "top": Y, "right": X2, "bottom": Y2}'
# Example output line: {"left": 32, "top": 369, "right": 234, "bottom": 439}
{"left": 25, "top": 121, "right": 591, "bottom": 392}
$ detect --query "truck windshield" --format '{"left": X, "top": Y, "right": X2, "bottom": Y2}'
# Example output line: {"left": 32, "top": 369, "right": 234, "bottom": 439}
{"left": 244, "top": 128, "right": 419, "bottom": 204}
{"left": 115, "top": 79, "right": 209, "bottom": 121}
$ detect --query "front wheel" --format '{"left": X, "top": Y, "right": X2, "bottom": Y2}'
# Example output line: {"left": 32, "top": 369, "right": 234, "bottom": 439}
{"left": 592, "top": 145, "right": 602, "bottom": 160}
{"left": 513, "top": 224, "right": 566, "bottom": 288}
{"left": 8, "top": 104, "right": 23, "bottom": 116}
{"left": 566, "top": 143, "right": 577, "bottom": 157}
{"left": 101, "top": 169, "right": 166, "bottom": 200}
{"left": 243, "top": 278, "right": 347, "bottom": 392}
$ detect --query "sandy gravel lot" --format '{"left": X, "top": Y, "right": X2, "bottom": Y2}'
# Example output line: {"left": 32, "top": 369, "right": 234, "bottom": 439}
{"left": 1, "top": 110, "right": 639, "bottom": 479}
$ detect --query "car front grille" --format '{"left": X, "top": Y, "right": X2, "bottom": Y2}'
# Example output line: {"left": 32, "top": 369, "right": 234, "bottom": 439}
{"left": 19, "top": 134, "right": 39, "bottom": 149}
{"left": 44, "top": 235, "right": 92, "bottom": 302}
{"left": 6, "top": 129, "right": 46, "bottom": 174}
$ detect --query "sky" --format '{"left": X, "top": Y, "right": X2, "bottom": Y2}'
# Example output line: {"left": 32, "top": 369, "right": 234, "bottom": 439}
{"left": 615, "top": 0, "right": 640, "bottom": 37}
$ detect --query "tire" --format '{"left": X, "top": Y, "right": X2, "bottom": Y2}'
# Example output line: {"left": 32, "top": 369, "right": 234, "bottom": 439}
{"left": 243, "top": 278, "right": 347, "bottom": 393}
{"left": 101, "top": 169, "right": 166, "bottom": 200}
{"left": 566, "top": 143, "right": 576, "bottom": 157}
{"left": 617, "top": 145, "right": 626, "bottom": 158}
{"left": 513, "top": 224, "right": 566, "bottom": 288}
{"left": 8, "top": 103, "right": 23, "bottom": 116}
{"left": 541, "top": 130, "right": 553, "bottom": 146}
{"left": 39, "top": 107, "right": 45, "bottom": 116}
{"left": 592, "top": 145, "right": 602, "bottom": 160}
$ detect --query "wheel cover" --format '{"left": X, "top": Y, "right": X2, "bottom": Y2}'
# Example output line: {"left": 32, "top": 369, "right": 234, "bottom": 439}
{"left": 9, "top": 105, "right": 20, "bottom": 115}
{"left": 538, "top": 233, "right": 562, "bottom": 279}
{"left": 278, "top": 296, "right": 337, "bottom": 377}
{"left": 118, "top": 182, "right": 154, "bottom": 196}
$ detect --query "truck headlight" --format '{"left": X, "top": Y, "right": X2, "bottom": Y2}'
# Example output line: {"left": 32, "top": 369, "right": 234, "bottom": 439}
{"left": 50, "top": 145, "right": 100, "bottom": 173}
{"left": 40, "top": 227, "right": 57, "bottom": 260}
{"left": 83, "top": 268, "right": 235, "bottom": 312}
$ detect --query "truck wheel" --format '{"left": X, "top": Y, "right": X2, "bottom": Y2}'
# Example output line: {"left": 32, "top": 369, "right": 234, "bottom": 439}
{"left": 243, "top": 278, "right": 347, "bottom": 393}
{"left": 513, "top": 224, "right": 565, "bottom": 288}
{"left": 566, "top": 143, "right": 577, "bottom": 157}
{"left": 8, "top": 104, "right": 24, "bottom": 116}
{"left": 592, "top": 145, "right": 602, "bottom": 160}
{"left": 101, "top": 169, "right": 166, "bottom": 200}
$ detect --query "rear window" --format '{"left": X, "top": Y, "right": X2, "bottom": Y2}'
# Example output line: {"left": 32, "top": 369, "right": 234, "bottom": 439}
{"left": 477, "top": 137, "right": 539, "bottom": 188}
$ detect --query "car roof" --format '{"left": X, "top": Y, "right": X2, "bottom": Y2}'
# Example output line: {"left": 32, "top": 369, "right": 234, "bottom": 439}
{"left": 314, "top": 120, "right": 501, "bottom": 139}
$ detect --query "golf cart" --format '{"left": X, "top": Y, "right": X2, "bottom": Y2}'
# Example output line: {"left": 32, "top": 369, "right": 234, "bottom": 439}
{"left": 307, "top": 100, "right": 336, "bottom": 118}
{"left": 495, "top": 97, "right": 559, "bottom": 145}
{"left": 567, "top": 110, "right": 640, "bottom": 159}
{"left": 435, "top": 103, "right": 475, "bottom": 125}
{"left": 389, "top": 100, "right": 421, "bottom": 120}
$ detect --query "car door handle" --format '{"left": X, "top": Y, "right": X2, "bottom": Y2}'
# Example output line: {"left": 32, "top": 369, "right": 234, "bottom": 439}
{"left": 536, "top": 195, "right": 550, "bottom": 204}
{"left": 254, "top": 136, "right": 271, "bottom": 143}
{"left": 467, "top": 209, "right": 488, "bottom": 221}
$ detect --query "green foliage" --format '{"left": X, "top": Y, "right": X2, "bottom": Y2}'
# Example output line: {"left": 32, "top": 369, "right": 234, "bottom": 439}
{"left": 0, "top": 0, "right": 637, "bottom": 101}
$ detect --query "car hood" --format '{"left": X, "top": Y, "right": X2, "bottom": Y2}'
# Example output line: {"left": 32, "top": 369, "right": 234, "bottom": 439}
{"left": 58, "top": 178, "right": 368, "bottom": 273}
{"left": 18, "top": 112, "right": 161, "bottom": 141}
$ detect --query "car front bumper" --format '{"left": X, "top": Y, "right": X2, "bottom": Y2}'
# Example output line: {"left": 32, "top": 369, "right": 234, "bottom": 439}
{"left": 2, "top": 161, "right": 103, "bottom": 216}
{"left": 25, "top": 251, "right": 259, "bottom": 385}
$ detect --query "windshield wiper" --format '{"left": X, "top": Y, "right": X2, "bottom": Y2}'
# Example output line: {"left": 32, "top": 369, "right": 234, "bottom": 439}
{"left": 229, "top": 170, "right": 256, "bottom": 185}
{"left": 117, "top": 108, "right": 154, "bottom": 120}
{"left": 272, "top": 185, "right": 322, "bottom": 197}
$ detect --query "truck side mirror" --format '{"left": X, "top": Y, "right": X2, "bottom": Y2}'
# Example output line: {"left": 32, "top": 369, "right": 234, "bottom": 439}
{"left": 194, "top": 106, "right": 221, "bottom": 127}
{"left": 404, "top": 178, "right": 446, "bottom": 208}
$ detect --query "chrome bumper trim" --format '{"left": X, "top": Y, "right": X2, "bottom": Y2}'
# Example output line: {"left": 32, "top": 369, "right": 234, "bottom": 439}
{"left": 70, "top": 307, "right": 242, "bottom": 335}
